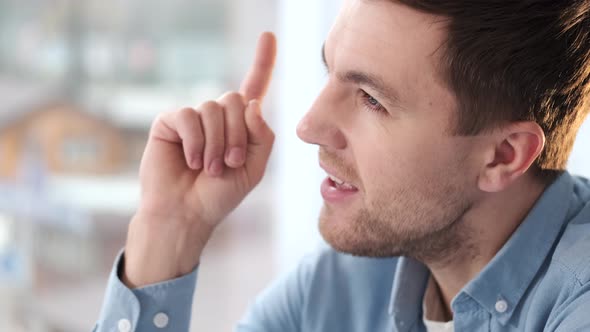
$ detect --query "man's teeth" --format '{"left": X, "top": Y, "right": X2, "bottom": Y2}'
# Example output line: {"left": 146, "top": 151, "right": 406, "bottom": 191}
{"left": 329, "top": 175, "right": 354, "bottom": 189}
{"left": 329, "top": 174, "right": 345, "bottom": 185}
{"left": 327, "top": 173, "right": 358, "bottom": 190}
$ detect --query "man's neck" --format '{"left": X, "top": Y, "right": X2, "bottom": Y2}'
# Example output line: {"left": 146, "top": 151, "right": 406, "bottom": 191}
{"left": 425, "top": 174, "right": 548, "bottom": 319}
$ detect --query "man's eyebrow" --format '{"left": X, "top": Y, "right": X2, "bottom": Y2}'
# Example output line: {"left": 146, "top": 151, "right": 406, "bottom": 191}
{"left": 321, "top": 42, "right": 401, "bottom": 105}
{"left": 341, "top": 71, "right": 402, "bottom": 104}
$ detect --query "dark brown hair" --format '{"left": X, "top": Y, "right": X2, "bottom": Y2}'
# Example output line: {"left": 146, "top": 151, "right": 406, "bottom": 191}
{"left": 396, "top": 0, "right": 590, "bottom": 179}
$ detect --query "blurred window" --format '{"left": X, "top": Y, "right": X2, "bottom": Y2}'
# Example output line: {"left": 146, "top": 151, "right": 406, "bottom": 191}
{"left": 61, "top": 137, "right": 101, "bottom": 166}
{"left": 0, "top": 0, "right": 229, "bottom": 86}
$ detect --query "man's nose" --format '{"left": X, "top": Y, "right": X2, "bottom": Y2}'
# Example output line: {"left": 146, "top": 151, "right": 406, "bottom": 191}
{"left": 296, "top": 87, "right": 347, "bottom": 150}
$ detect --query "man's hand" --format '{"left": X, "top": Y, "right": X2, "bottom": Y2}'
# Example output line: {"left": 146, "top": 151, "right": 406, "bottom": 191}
{"left": 122, "top": 32, "right": 278, "bottom": 288}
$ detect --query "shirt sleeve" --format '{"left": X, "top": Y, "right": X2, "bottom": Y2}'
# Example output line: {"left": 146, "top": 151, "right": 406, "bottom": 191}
{"left": 93, "top": 249, "right": 198, "bottom": 332}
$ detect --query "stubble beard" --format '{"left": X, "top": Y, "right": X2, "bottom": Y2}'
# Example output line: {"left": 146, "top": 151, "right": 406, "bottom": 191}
{"left": 319, "top": 180, "right": 477, "bottom": 266}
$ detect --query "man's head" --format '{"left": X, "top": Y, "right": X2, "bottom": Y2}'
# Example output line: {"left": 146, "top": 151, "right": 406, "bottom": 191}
{"left": 296, "top": 0, "right": 590, "bottom": 260}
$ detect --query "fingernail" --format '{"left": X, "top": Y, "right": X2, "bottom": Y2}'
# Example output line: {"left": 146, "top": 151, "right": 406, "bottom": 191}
{"left": 228, "top": 148, "right": 245, "bottom": 165}
{"left": 209, "top": 158, "right": 223, "bottom": 176}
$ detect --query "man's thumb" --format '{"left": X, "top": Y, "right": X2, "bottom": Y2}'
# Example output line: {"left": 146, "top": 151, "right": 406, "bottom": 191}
{"left": 244, "top": 99, "right": 274, "bottom": 180}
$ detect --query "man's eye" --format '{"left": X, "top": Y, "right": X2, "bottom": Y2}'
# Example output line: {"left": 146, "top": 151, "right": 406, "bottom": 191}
{"left": 360, "top": 90, "right": 386, "bottom": 113}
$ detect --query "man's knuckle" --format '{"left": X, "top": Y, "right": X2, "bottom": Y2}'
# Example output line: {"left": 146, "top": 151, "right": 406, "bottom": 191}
{"left": 224, "top": 92, "right": 246, "bottom": 109}
{"left": 200, "top": 101, "right": 222, "bottom": 115}
{"left": 228, "top": 91, "right": 243, "bottom": 101}
{"left": 151, "top": 112, "right": 170, "bottom": 129}
{"left": 177, "top": 107, "right": 195, "bottom": 120}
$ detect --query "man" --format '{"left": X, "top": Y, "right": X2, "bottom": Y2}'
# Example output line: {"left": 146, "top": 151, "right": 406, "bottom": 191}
{"left": 95, "top": 0, "right": 590, "bottom": 331}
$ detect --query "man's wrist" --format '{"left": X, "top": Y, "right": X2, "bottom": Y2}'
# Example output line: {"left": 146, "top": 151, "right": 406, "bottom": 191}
{"left": 121, "top": 212, "right": 215, "bottom": 288}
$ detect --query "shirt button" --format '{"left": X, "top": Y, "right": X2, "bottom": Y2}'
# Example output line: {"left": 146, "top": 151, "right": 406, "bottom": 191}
{"left": 495, "top": 299, "right": 508, "bottom": 313}
{"left": 118, "top": 318, "right": 132, "bottom": 332}
{"left": 153, "top": 312, "right": 170, "bottom": 328}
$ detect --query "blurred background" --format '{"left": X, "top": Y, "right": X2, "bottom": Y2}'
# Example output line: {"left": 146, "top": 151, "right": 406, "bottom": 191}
{"left": 0, "top": 0, "right": 589, "bottom": 331}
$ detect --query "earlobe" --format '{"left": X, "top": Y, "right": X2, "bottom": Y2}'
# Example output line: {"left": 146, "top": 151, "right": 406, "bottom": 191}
{"left": 478, "top": 122, "right": 545, "bottom": 193}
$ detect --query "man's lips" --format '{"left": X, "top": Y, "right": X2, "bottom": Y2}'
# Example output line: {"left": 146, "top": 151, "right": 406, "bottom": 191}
{"left": 319, "top": 162, "right": 359, "bottom": 190}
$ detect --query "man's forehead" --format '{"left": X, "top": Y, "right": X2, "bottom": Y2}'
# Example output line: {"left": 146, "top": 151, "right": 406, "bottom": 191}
{"left": 328, "top": 0, "right": 449, "bottom": 85}
{"left": 332, "top": 0, "right": 448, "bottom": 55}
{"left": 324, "top": 0, "right": 455, "bottom": 113}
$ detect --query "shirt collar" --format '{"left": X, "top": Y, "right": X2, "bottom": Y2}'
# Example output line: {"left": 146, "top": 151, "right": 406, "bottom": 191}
{"left": 389, "top": 256, "right": 429, "bottom": 331}
{"left": 459, "top": 171, "right": 573, "bottom": 325}
{"left": 388, "top": 171, "right": 574, "bottom": 329}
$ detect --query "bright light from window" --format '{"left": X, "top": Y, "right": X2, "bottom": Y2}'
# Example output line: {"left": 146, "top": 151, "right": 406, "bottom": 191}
{"left": 0, "top": 214, "right": 13, "bottom": 252}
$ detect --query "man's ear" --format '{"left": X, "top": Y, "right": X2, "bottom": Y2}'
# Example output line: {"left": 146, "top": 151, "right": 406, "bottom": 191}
{"left": 478, "top": 122, "right": 545, "bottom": 193}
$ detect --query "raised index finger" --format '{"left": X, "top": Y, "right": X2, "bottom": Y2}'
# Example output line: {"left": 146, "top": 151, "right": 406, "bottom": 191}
{"left": 239, "top": 31, "right": 277, "bottom": 102}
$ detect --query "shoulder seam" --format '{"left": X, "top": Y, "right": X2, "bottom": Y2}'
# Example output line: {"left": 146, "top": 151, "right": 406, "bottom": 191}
{"left": 553, "top": 258, "right": 584, "bottom": 287}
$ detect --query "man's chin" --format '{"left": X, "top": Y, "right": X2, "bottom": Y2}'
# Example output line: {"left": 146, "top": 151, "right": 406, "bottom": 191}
{"left": 318, "top": 205, "right": 410, "bottom": 258}
{"left": 319, "top": 211, "right": 356, "bottom": 253}
{"left": 318, "top": 203, "right": 358, "bottom": 234}
{"left": 318, "top": 213, "right": 398, "bottom": 258}
{"left": 321, "top": 234, "right": 401, "bottom": 258}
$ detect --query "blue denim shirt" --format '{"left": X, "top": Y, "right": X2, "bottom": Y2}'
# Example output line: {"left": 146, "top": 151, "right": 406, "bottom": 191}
{"left": 95, "top": 171, "right": 590, "bottom": 331}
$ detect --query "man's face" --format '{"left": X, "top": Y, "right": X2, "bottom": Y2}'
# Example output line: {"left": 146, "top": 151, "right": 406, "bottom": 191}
{"left": 297, "top": 0, "right": 484, "bottom": 259}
